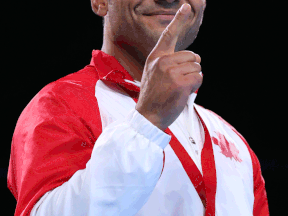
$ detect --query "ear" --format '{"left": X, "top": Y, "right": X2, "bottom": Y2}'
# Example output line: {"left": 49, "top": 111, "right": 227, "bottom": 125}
{"left": 91, "top": 0, "right": 108, "bottom": 17}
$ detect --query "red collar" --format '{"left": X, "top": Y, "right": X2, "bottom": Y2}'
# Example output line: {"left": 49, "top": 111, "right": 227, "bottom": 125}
{"left": 89, "top": 49, "right": 202, "bottom": 94}
{"left": 90, "top": 50, "right": 141, "bottom": 93}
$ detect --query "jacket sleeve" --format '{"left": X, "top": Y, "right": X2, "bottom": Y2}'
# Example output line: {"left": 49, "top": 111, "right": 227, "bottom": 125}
{"left": 251, "top": 150, "right": 270, "bottom": 216}
{"left": 30, "top": 97, "right": 171, "bottom": 216}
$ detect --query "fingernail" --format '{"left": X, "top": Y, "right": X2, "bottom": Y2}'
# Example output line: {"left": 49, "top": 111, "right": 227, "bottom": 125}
{"left": 181, "top": 4, "right": 190, "bottom": 14}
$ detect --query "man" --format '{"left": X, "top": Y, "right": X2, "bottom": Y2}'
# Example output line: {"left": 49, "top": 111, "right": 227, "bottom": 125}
{"left": 7, "top": 0, "right": 269, "bottom": 215}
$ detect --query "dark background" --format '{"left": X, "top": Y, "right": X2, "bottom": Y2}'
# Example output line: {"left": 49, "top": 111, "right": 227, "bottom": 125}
{"left": 3, "top": 0, "right": 286, "bottom": 215}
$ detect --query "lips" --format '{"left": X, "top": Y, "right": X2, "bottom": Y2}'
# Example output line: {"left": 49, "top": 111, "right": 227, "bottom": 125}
{"left": 144, "top": 10, "right": 177, "bottom": 16}
{"left": 147, "top": 14, "right": 175, "bottom": 21}
{"left": 143, "top": 11, "right": 176, "bottom": 22}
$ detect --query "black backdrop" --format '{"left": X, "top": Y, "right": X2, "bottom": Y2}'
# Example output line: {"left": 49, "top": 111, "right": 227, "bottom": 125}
{"left": 3, "top": 0, "right": 286, "bottom": 215}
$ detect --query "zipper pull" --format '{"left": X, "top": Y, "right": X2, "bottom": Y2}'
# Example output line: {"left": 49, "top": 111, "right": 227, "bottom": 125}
{"left": 189, "top": 136, "right": 196, "bottom": 144}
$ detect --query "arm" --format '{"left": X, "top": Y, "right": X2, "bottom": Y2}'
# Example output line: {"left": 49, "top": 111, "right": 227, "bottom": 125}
{"left": 251, "top": 151, "right": 270, "bottom": 216}
{"left": 30, "top": 108, "right": 170, "bottom": 216}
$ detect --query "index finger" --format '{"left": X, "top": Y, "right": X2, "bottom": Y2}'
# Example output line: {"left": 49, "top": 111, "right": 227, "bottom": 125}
{"left": 149, "top": 3, "right": 191, "bottom": 59}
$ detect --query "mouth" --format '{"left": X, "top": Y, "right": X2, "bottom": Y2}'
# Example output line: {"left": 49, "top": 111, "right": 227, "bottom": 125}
{"left": 144, "top": 14, "right": 175, "bottom": 20}
{"left": 144, "top": 14, "right": 175, "bottom": 24}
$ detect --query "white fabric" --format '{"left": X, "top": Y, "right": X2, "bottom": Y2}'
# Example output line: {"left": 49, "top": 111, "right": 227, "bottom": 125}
{"left": 31, "top": 78, "right": 254, "bottom": 216}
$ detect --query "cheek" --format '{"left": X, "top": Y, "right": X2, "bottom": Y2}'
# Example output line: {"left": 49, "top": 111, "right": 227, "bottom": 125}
{"left": 189, "top": 0, "right": 205, "bottom": 23}
{"left": 190, "top": 0, "right": 206, "bottom": 12}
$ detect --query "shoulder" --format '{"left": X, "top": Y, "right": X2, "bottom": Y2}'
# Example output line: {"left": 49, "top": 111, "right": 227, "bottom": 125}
{"left": 25, "top": 65, "right": 99, "bottom": 114}
{"left": 45, "top": 65, "right": 99, "bottom": 99}
{"left": 15, "top": 65, "right": 102, "bottom": 138}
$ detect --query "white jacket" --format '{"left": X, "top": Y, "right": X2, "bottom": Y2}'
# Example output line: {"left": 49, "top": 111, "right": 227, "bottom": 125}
{"left": 8, "top": 50, "right": 269, "bottom": 216}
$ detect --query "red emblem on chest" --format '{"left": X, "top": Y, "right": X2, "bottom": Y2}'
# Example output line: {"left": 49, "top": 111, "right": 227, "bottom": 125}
{"left": 212, "top": 131, "right": 243, "bottom": 162}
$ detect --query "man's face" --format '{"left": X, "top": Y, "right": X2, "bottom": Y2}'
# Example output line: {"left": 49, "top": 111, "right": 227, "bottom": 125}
{"left": 98, "top": 0, "right": 206, "bottom": 59}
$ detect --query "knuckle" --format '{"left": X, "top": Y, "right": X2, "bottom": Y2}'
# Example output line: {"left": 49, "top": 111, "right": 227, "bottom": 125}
{"left": 196, "top": 54, "right": 201, "bottom": 63}
{"left": 189, "top": 50, "right": 196, "bottom": 57}
{"left": 176, "top": 11, "right": 185, "bottom": 20}
{"left": 190, "top": 73, "right": 202, "bottom": 83}
{"left": 162, "top": 27, "right": 173, "bottom": 40}
{"left": 179, "top": 11, "right": 185, "bottom": 17}
{"left": 166, "top": 67, "right": 175, "bottom": 75}
{"left": 195, "top": 74, "right": 203, "bottom": 85}
{"left": 189, "top": 51, "right": 197, "bottom": 60}
{"left": 190, "top": 62, "right": 201, "bottom": 71}
{"left": 159, "top": 55, "right": 169, "bottom": 63}
{"left": 158, "top": 55, "right": 170, "bottom": 69}
{"left": 196, "top": 62, "right": 202, "bottom": 71}
{"left": 182, "top": 50, "right": 200, "bottom": 62}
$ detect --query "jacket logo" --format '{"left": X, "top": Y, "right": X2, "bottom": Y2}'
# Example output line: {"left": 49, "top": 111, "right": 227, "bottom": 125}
{"left": 212, "top": 131, "right": 242, "bottom": 163}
